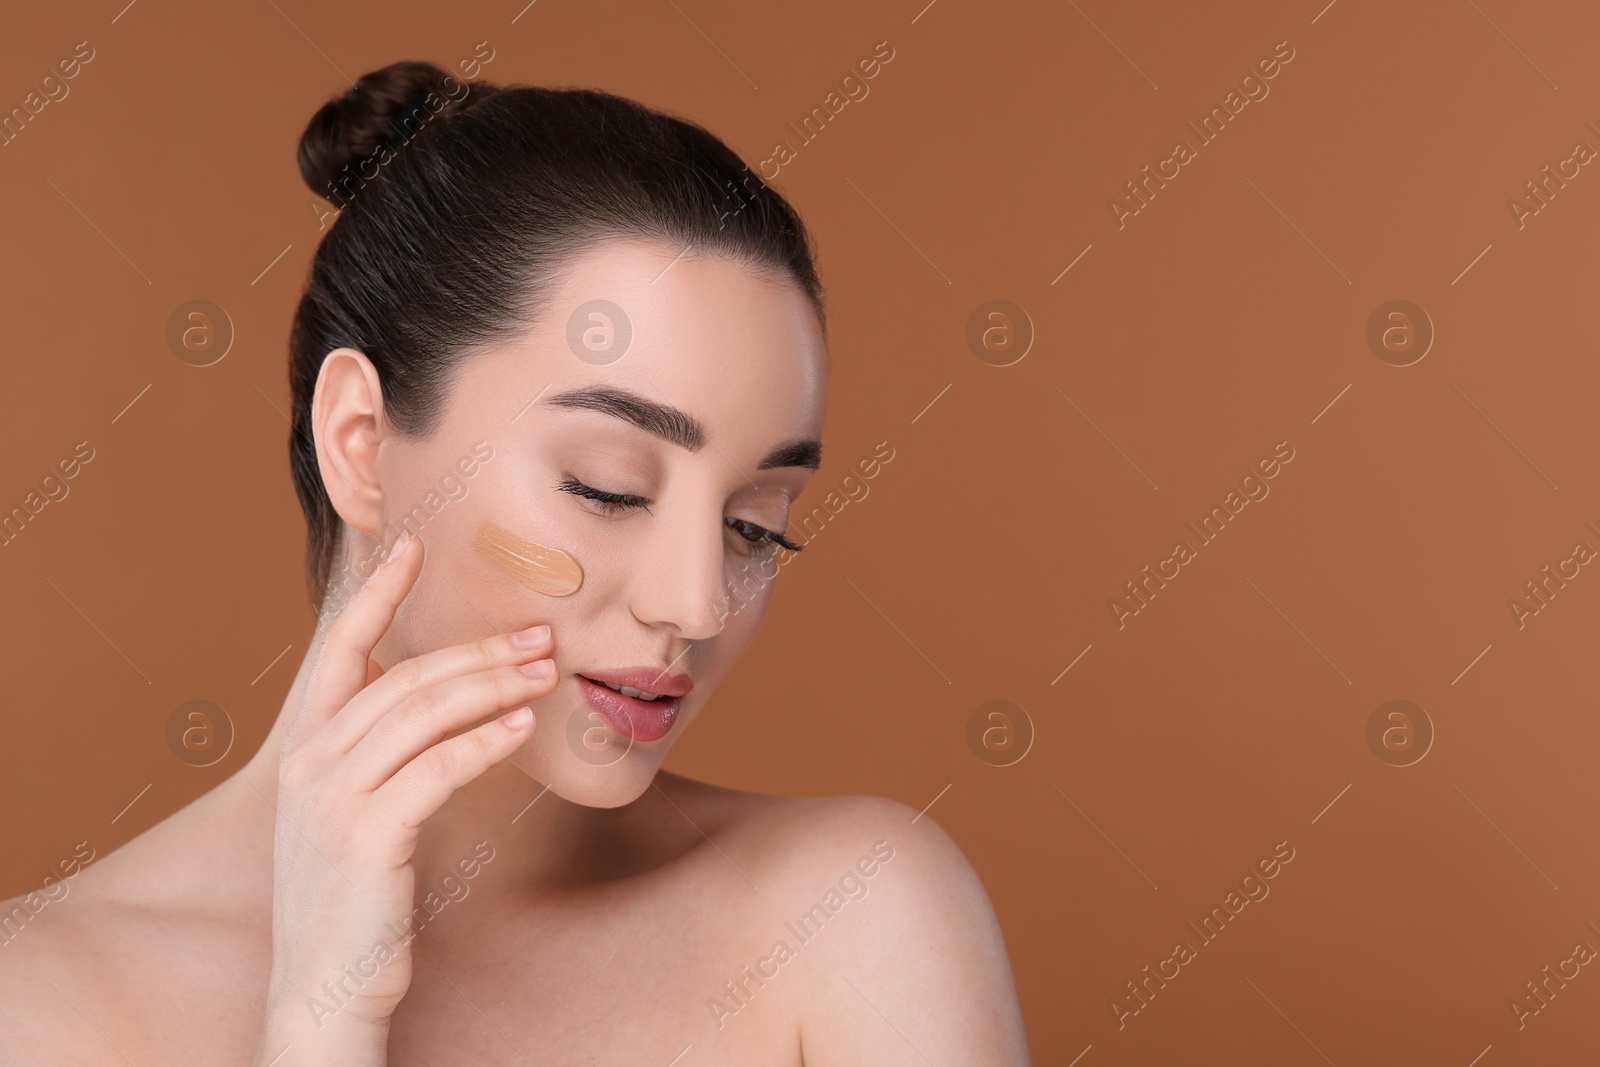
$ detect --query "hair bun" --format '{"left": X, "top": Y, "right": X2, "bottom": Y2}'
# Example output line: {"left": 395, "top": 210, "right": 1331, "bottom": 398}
{"left": 297, "top": 60, "right": 489, "bottom": 199}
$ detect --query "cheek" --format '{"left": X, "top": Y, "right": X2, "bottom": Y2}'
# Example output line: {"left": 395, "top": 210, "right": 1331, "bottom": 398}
{"left": 474, "top": 519, "right": 584, "bottom": 596}
{"left": 696, "top": 554, "right": 780, "bottom": 675}
{"left": 718, "top": 554, "right": 781, "bottom": 635}
{"left": 427, "top": 463, "right": 593, "bottom": 621}
{"left": 494, "top": 551, "right": 784, "bottom": 799}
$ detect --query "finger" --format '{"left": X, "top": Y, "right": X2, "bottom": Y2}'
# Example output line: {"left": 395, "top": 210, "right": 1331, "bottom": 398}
{"left": 375, "top": 707, "right": 538, "bottom": 829}
{"left": 318, "top": 623, "right": 554, "bottom": 755}
{"left": 341, "top": 659, "right": 558, "bottom": 790}
{"left": 288, "top": 532, "right": 421, "bottom": 748}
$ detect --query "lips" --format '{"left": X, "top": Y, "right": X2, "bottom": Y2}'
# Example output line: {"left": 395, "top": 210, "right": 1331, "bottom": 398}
{"left": 574, "top": 667, "right": 692, "bottom": 743}
{"left": 579, "top": 667, "right": 693, "bottom": 698}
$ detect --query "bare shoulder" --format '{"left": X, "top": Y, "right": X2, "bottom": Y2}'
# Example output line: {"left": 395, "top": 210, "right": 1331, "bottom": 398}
{"left": 656, "top": 774, "right": 991, "bottom": 909}
{"left": 0, "top": 883, "right": 116, "bottom": 1062}
{"left": 0, "top": 820, "right": 269, "bottom": 1065}
{"left": 656, "top": 775, "right": 1031, "bottom": 1065}
{"left": 660, "top": 774, "right": 989, "bottom": 901}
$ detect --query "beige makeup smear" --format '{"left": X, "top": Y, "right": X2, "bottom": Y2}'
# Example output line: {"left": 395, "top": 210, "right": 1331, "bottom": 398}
{"left": 475, "top": 520, "right": 584, "bottom": 596}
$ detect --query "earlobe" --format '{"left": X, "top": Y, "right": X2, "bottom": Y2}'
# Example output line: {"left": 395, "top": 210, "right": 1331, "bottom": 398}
{"left": 312, "top": 346, "right": 389, "bottom": 539}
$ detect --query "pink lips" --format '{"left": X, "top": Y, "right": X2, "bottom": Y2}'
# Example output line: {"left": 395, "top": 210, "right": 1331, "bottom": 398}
{"left": 575, "top": 667, "right": 692, "bottom": 743}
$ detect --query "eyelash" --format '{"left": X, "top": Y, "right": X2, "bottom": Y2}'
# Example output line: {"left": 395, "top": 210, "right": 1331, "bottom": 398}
{"left": 556, "top": 476, "right": 805, "bottom": 553}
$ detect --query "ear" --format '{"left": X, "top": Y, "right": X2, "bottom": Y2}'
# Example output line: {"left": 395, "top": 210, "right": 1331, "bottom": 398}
{"left": 311, "top": 347, "right": 389, "bottom": 542}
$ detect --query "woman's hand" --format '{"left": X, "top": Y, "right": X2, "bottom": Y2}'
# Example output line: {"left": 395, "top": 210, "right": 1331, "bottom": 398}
{"left": 250, "top": 532, "right": 558, "bottom": 1066}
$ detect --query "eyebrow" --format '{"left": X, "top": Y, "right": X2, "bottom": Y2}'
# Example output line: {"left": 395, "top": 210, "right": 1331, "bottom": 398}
{"left": 542, "top": 384, "right": 822, "bottom": 470}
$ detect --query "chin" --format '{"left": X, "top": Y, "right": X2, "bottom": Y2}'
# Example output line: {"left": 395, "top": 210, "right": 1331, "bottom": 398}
{"left": 505, "top": 696, "right": 685, "bottom": 808}
{"left": 545, "top": 764, "right": 664, "bottom": 809}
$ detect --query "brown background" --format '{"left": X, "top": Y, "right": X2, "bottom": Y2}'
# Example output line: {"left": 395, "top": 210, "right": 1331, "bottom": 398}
{"left": 3, "top": 0, "right": 1598, "bottom": 1063}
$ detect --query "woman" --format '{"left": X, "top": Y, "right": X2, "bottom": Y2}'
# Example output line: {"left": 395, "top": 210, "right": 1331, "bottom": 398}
{"left": 0, "top": 61, "right": 1029, "bottom": 1064}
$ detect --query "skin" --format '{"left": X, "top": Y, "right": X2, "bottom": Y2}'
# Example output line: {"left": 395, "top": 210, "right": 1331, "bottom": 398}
{"left": 0, "top": 238, "right": 1030, "bottom": 1065}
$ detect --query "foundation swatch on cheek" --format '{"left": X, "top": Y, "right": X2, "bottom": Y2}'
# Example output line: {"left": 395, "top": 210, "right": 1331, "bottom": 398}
{"left": 475, "top": 520, "right": 584, "bottom": 596}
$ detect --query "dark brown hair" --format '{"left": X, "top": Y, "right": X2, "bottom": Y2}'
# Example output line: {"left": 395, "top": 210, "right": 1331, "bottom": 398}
{"left": 289, "top": 60, "right": 825, "bottom": 613}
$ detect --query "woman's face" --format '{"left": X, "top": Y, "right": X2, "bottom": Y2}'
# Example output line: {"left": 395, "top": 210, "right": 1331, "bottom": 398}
{"left": 362, "top": 238, "right": 827, "bottom": 807}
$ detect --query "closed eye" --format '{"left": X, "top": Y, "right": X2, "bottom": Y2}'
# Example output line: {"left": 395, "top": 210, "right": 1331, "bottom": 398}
{"left": 727, "top": 518, "right": 804, "bottom": 553}
{"left": 557, "top": 476, "right": 649, "bottom": 515}
{"left": 555, "top": 476, "right": 804, "bottom": 554}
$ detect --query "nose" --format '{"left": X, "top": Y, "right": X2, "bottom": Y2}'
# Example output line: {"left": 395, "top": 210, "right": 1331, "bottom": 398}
{"left": 628, "top": 497, "right": 729, "bottom": 641}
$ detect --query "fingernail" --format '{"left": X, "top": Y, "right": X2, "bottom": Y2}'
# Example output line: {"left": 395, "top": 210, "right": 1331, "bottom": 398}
{"left": 385, "top": 532, "right": 409, "bottom": 564}
{"left": 518, "top": 659, "right": 554, "bottom": 679}
{"left": 510, "top": 623, "right": 551, "bottom": 651}
{"left": 503, "top": 706, "right": 534, "bottom": 730}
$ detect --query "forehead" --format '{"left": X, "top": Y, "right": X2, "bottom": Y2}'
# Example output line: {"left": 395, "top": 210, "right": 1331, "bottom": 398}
{"left": 457, "top": 237, "right": 828, "bottom": 448}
